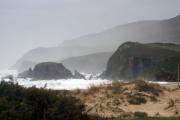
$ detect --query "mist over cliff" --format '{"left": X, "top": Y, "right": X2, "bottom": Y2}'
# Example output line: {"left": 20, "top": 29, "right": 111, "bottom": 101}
{"left": 1, "top": 0, "right": 180, "bottom": 69}
{"left": 12, "top": 15, "right": 180, "bottom": 72}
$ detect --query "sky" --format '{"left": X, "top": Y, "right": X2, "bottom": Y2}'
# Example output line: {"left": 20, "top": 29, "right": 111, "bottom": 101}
{"left": 0, "top": 0, "right": 180, "bottom": 69}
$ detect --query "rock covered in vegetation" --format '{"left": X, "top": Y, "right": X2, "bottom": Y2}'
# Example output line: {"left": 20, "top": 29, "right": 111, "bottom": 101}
{"left": 33, "top": 62, "right": 73, "bottom": 80}
{"left": 18, "top": 62, "right": 73, "bottom": 80}
{"left": 101, "top": 42, "right": 180, "bottom": 81}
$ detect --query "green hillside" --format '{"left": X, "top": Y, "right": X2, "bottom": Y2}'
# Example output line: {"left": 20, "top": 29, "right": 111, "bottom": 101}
{"left": 101, "top": 42, "right": 180, "bottom": 81}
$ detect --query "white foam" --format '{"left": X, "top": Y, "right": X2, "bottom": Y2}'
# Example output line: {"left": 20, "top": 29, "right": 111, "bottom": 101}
{"left": 0, "top": 69, "right": 109, "bottom": 90}
{"left": 0, "top": 69, "right": 177, "bottom": 90}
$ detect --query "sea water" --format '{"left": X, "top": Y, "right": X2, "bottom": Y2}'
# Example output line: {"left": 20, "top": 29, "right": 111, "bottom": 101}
{"left": 0, "top": 69, "right": 109, "bottom": 90}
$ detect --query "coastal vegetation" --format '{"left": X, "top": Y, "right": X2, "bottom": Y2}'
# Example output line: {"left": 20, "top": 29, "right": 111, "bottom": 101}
{"left": 0, "top": 80, "right": 179, "bottom": 120}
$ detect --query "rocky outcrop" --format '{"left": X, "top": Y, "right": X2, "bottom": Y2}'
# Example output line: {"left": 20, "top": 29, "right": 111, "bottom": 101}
{"left": 33, "top": 62, "right": 73, "bottom": 80}
{"left": 101, "top": 42, "right": 180, "bottom": 81}
{"left": 155, "top": 71, "right": 176, "bottom": 82}
{"left": 2, "top": 75, "right": 14, "bottom": 81}
{"left": 73, "top": 70, "right": 86, "bottom": 79}
{"left": 18, "top": 68, "right": 33, "bottom": 78}
{"left": 17, "top": 61, "right": 36, "bottom": 73}
{"left": 18, "top": 62, "right": 73, "bottom": 80}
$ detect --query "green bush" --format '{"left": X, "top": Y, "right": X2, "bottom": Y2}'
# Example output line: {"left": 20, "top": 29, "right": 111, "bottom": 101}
{"left": 47, "top": 96, "right": 86, "bottom": 120}
{"left": 0, "top": 81, "right": 87, "bottom": 120}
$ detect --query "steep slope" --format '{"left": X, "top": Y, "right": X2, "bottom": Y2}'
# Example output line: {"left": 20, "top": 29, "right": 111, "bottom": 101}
{"left": 101, "top": 42, "right": 180, "bottom": 81}
{"left": 11, "top": 15, "right": 180, "bottom": 70}
{"left": 60, "top": 52, "right": 113, "bottom": 74}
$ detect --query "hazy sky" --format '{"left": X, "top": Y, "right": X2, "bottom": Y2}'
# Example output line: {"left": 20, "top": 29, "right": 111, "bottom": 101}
{"left": 0, "top": 0, "right": 180, "bottom": 69}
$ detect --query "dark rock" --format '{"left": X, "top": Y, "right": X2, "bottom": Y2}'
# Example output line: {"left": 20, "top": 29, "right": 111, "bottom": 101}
{"left": 17, "top": 61, "right": 36, "bottom": 73}
{"left": 2, "top": 75, "right": 14, "bottom": 81}
{"left": 88, "top": 75, "right": 93, "bottom": 80}
{"left": 155, "top": 71, "right": 177, "bottom": 82}
{"left": 73, "top": 70, "right": 85, "bottom": 79}
{"left": 18, "top": 68, "right": 33, "bottom": 78}
{"left": 18, "top": 62, "right": 73, "bottom": 80}
{"left": 32, "top": 62, "right": 73, "bottom": 80}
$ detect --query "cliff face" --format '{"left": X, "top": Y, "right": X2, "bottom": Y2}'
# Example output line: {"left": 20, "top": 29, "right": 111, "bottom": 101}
{"left": 101, "top": 42, "right": 180, "bottom": 81}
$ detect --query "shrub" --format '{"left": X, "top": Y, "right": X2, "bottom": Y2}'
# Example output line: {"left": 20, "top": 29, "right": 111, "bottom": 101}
{"left": 47, "top": 96, "right": 86, "bottom": 120}
{"left": 150, "top": 96, "right": 158, "bottom": 102}
{"left": 133, "top": 80, "right": 162, "bottom": 96}
{"left": 128, "top": 96, "right": 147, "bottom": 105}
{"left": 87, "top": 84, "right": 100, "bottom": 95}
{"left": 165, "top": 99, "right": 175, "bottom": 110}
{"left": 154, "top": 112, "right": 160, "bottom": 117}
{"left": 134, "top": 112, "right": 148, "bottom": 118}
{"left": 0, "top": 81, "right": 87, "bottom": 120}
{"left": 110, "top": 81, "right": 127, "bottom": 94}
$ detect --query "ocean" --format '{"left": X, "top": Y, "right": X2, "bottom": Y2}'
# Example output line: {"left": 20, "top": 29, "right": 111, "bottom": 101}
{"left": 0, "top": 69, "right": 109, "bottom": 90}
